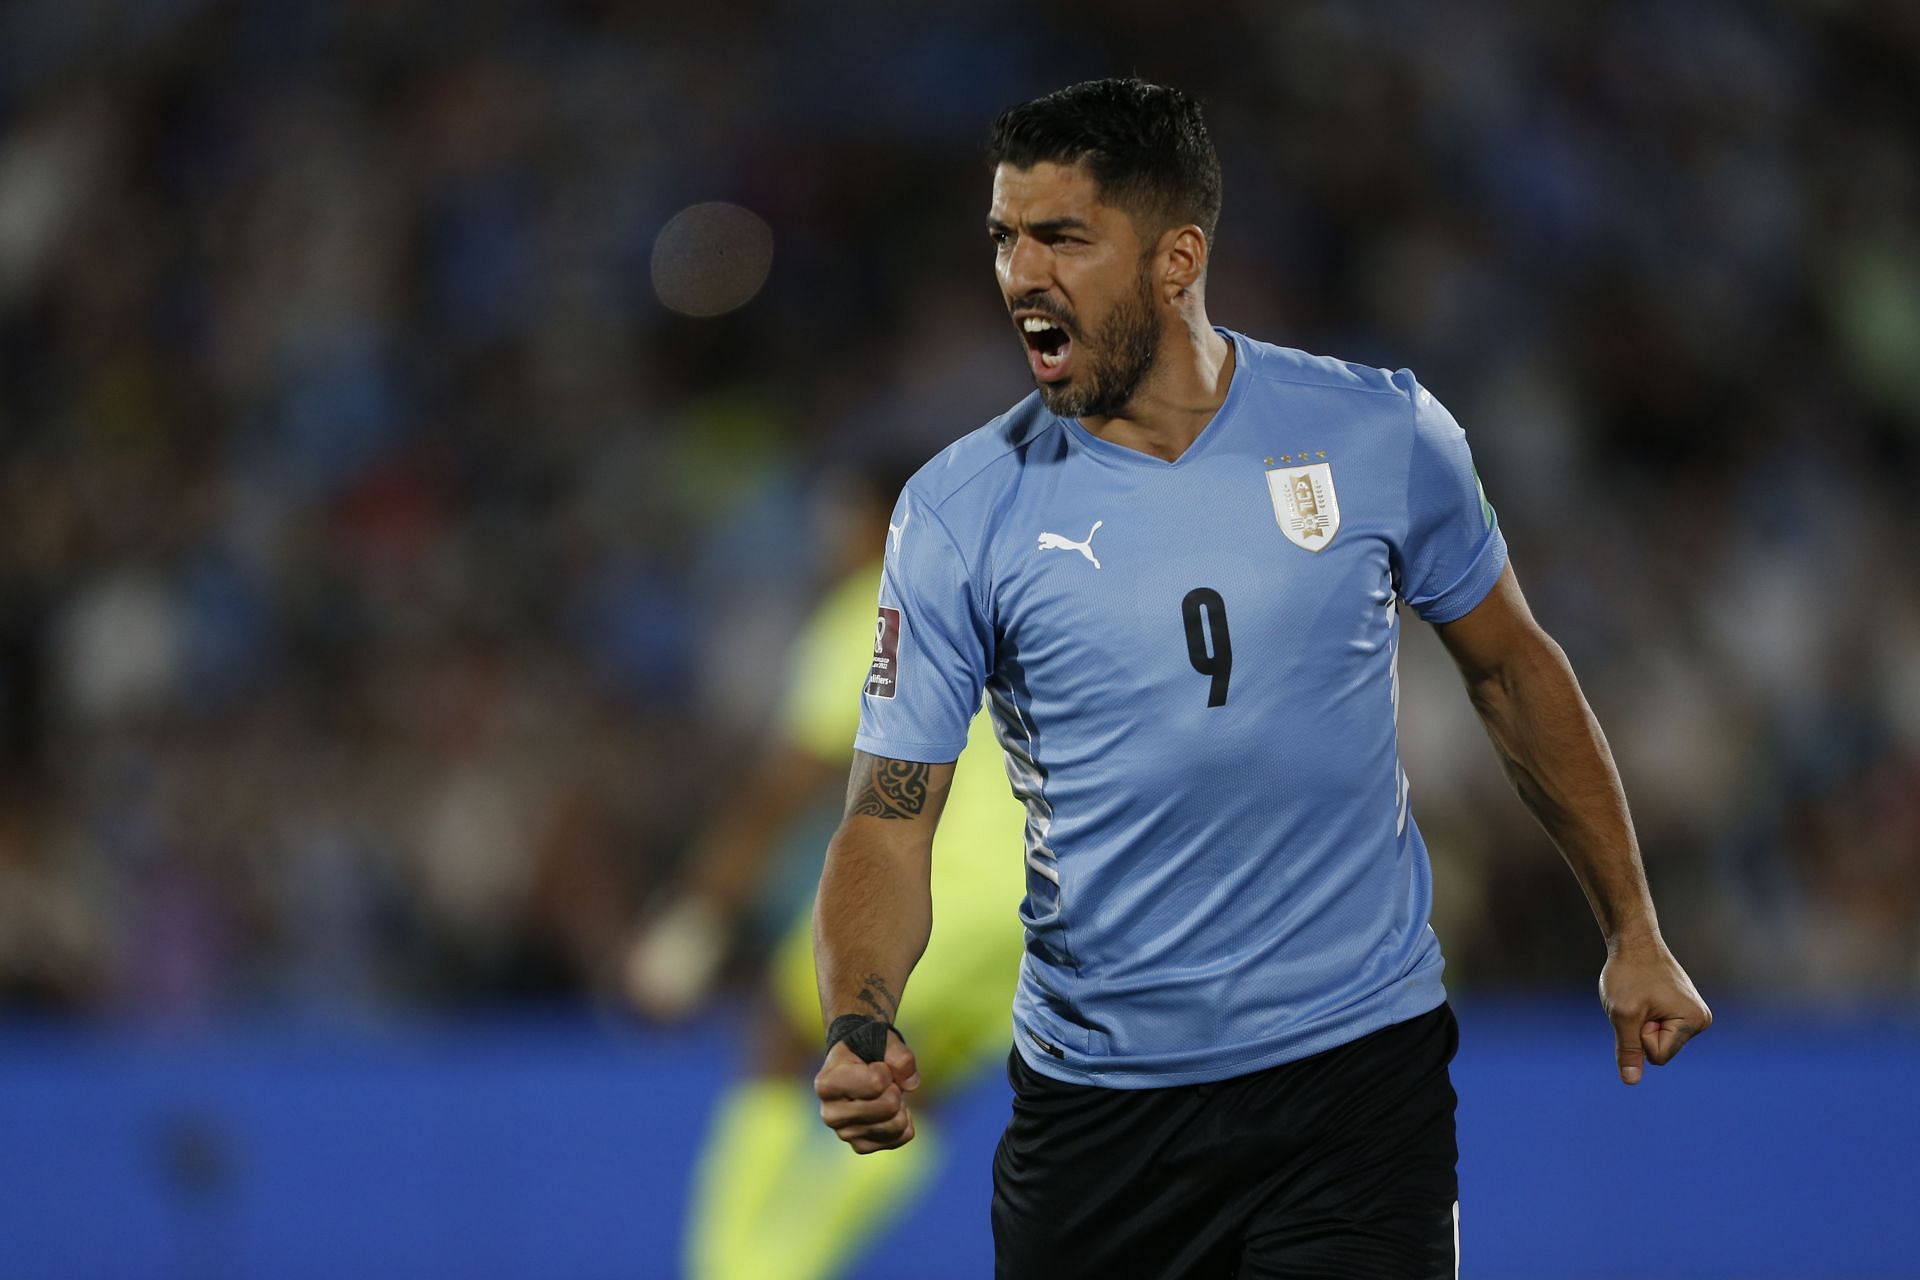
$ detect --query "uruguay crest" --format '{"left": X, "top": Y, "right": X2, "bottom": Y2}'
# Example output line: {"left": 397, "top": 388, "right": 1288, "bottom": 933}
{"left": 1266, "top": 461, "right": 1340, "bottom": 552}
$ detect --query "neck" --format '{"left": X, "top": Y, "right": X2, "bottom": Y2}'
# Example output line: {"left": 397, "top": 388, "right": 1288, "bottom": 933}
{"left": 1079, "top": 310, "right": 1233, "bottom": 463}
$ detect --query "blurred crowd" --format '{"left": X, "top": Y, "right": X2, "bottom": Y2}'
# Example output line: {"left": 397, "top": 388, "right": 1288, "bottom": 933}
{"left": 2, "top": 0, "right": 1916, "bottom": 1021}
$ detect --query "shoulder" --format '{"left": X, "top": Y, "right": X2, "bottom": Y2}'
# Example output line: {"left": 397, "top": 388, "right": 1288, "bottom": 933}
{"left": 902, "top": 392, "right": 1064, "bottom": 519}
{"left": 1229, "top": 330, "right": 1423, "bottom": 409}
{"left": 1229, "top": 332, "right": 1453, "bottom": 463}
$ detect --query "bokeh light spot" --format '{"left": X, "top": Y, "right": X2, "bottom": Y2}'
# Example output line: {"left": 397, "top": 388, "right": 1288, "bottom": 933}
{"left": 650, "top": 202, "right": 774, "bottom": 317}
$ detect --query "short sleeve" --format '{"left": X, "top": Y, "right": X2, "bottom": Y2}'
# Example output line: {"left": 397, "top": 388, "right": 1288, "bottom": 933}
{"left": 852, "top": 488, "right": 989, "bottom": 763}
{"left": 1396, "top": 376, "right": 1508, "bottom": 623}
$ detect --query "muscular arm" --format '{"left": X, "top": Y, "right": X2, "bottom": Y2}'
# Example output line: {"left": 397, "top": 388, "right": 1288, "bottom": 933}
{"left": 1435, "top": 563, "right": 1710, "bottom": 1081}
{"left": 811, "top": 750, "right": 953, "bottom": 1153}
{"left": 813, "top": 751, "right": 954, "bottom": 1029}
{"left": 1435, "top": 565, "right": 1655, "bottom": 946}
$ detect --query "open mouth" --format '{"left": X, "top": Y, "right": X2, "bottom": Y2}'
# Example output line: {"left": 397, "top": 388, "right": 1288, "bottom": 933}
{"left": 1019, "top": 314, "right": 1074, "bottom": 381}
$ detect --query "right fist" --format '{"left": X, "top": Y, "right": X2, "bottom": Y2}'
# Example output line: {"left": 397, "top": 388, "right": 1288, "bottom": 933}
{"left": 814, "top": 1032, "right": 920, "bottom": 1154}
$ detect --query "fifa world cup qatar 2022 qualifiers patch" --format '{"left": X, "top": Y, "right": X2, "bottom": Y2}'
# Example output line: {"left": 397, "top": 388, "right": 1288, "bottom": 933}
{"left": 866, "top": 607, "right": 901, "bottom": 698}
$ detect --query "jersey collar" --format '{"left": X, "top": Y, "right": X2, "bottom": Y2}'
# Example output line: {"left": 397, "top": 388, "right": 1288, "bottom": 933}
{"left": 1056, "top": 327, "right": 1249, "bottom": 469}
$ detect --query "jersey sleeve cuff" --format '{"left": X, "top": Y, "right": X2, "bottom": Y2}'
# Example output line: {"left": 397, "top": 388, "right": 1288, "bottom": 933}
{"left": 1409, "top": 526, "right": 1509, "bottom": 624}
{"left": 852, "top": 731, "right": 968, "bottom": 764}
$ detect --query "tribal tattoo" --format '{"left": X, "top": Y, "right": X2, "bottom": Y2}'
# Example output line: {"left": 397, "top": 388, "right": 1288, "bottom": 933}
{"left": 846, "top": 753, "right": 931, "bottom": 819}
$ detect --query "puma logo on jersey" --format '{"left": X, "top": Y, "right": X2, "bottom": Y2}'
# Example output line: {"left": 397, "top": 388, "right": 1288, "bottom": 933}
{"left": 888, "top": 500, "right": 910, "bottom": 556}
{"left": 1037, "top": 521, "right": 1103, "bottom": 569}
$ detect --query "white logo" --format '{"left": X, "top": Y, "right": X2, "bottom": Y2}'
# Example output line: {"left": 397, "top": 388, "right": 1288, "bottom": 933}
{"left": 1037, "top": 520, "right": 1103, "bottom": 569}
{"left": 1267, "top": 462, "right": 1340, "bottom": 552}
{"left": 887, "top": 499, "right": 910, "bottom": 557}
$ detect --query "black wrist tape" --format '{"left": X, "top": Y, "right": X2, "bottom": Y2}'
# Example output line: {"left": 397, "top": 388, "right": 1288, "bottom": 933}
{"left": 825, "top": 1013, "right": 901, "bottom": 1064}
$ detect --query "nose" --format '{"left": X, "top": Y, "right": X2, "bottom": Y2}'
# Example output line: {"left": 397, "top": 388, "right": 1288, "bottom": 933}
{"left": 1000, "top": 233, "right": 1053, "bottom": 299}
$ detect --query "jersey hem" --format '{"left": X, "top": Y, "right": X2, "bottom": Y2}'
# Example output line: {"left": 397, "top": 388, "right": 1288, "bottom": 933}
{"left": 1409, "top": 527, "right": 1508, "bottom": 624}
{"left": 851, "top": 731, "right": 966, "bottom": 764}
{"left": 1011, "top": 976, "right": 1448, "bottom": 1089}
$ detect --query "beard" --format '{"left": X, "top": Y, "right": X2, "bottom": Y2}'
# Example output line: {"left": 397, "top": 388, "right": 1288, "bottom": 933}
{"left": 1035, "top": 260, "right": 1160, "bottom": 419}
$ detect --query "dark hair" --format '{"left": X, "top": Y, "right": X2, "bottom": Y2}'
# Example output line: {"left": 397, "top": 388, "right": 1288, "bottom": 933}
{"left": 987, "top": 78, "right": 1222, "bottom": 246}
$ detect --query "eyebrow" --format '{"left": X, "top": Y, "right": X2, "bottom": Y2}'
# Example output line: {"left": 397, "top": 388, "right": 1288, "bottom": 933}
{"left": 985, "top": 216, "right": 1094, "bottom": 236}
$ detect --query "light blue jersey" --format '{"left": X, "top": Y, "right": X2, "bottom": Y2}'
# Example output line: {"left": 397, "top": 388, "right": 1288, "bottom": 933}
{"left": 856, "top": 329, "right": 1507, "bottom": 1087}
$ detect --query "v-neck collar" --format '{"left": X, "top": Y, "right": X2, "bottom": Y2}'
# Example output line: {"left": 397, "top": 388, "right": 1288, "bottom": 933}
{"left": 1057, "top": 328, "right": 1248, "bottom": 469}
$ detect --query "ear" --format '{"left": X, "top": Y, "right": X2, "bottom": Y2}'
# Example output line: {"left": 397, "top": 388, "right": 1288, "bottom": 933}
{"left": 1156, "top": 224, "right": 1209, "bottom": 300}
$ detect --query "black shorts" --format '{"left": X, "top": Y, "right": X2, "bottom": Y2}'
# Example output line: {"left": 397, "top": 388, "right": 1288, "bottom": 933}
{"left": 991, "top": 1003, "right": 1460, "bottom": 1279}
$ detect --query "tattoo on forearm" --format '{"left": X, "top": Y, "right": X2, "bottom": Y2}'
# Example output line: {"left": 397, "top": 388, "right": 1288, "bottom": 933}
{"left": 847, "top": 756, "right": 930, "bottom": 819}
{"left": 855, "top": 972, "right": 896, "bottom": 1022}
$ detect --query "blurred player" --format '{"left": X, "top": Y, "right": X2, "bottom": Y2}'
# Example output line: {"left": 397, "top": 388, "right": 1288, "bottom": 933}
{"left": 811, "top": 79, "right": 1711, "bottom": 1276}
{"left": 624, "top": 467, "right": 1025, "bottom": 1280}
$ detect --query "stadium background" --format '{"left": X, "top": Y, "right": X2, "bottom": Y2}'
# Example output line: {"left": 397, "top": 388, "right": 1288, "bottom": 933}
{"left": 1, "top": 1, "right": 1916, "bottom": 1276}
